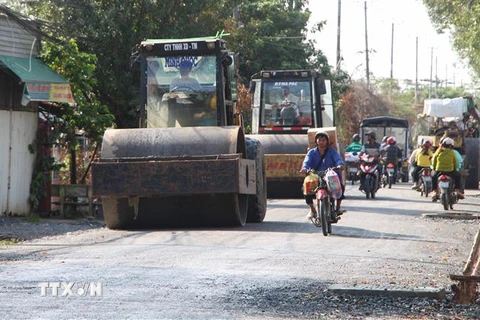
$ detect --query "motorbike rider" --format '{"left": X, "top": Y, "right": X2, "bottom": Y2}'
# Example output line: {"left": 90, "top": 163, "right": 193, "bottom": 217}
{"left": 431, "top": 137, "right": 464, "bottom": 201}
{"left": 381, "top": 136, "right": 402, "bottom": 182}
{"left": 408, "top": 139, "right": 424, "bottom": 188}
{"left": 411, "top": 140, "right": 433, "bottom": 190}
{"left": 380, "top": 136, "right": 389, "bottom": 150}
{"left": 300, "top": 131, "right": 345, "bottom": 219}
{"left": 358, "top": 131, "right": 382, "bottom": 190}
{"left": 346, "top": 134, "right": 363, "bottom": 154}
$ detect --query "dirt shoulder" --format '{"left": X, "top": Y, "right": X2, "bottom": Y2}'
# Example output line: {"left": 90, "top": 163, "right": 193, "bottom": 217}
{"left": 0, "top": 216, "right": 105, "bottom": 242}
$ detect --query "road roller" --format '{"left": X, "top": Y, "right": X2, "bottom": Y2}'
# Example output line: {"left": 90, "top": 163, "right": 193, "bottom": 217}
{"left": 247, "top": 70, "right": 335, "bottom": 198}
{"left": 92, "top": 36, "right": 266, "bottom": 229}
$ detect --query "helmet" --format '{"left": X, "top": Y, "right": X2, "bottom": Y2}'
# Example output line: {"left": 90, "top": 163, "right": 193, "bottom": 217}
{"left": 179, "top": 60, "right": 193, "bottom": 69}
{"left": 422, "top": 140, "right": 432, "bottom": 148}
{"left": 366, "top": 131, "right": 376, "bottom": 139}
{"left": 352, "top": 134, "right": 360, "bottom": 142}
{"left": 442, "top": 137, "right": 454, "bottom": 147}
{"left": 418, "top": 138, "right": 424, "bottom": 147}
{"left": 315, "top": 131, "right": 330, "bottom": 142}
{"left": 387, "top": 136, "right": 396, "bottom": 145}
{"left": 382, "top": 136, "right": 388, "bottom": 143}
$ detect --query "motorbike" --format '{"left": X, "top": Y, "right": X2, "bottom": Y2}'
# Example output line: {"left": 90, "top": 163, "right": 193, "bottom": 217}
{"left": 344, "top": 152, "right": 360, "bottom": 185}
{"left": 359, "top": 154, "right": 380, "bottom": 199}
{"left": 309, "top": 168, "right": 342, "bottom": 236}
{"left": 418, "top": 167, "right": 432, "bottom": 197}
{"left": 381, "top": 161, "right": 396, "bottom": 189}
{"left": 437, "top": 173, "right": 459, "bottom": 210}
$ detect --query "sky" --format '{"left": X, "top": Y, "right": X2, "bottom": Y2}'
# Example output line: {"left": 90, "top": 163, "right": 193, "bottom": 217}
{"left": 307, "top": 0, "right": 473, "bottom": 86}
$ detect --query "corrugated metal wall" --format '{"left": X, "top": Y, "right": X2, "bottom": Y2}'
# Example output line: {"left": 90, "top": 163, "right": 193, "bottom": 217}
{"left": 0, "top": 110, "right": 37, "bottom": 215}
{"left": 0, "top": 15, "right": 40, "bottom": 58}
{"left": 0, "top": 9, "right": 42, "bottom": 215}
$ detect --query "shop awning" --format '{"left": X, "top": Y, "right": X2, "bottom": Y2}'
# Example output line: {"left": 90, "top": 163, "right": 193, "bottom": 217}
{"left": 0, "top": 54, "right": 74, "bottom": 105}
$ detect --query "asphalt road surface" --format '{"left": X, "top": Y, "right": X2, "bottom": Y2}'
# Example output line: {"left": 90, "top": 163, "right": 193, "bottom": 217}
{"left": 1, "top": 183, "right": 480, "bottom": 319}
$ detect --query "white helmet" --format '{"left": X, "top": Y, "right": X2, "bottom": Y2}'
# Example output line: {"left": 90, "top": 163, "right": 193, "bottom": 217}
{"left": 442, "top": 138, "right": 454, "bottom": 146}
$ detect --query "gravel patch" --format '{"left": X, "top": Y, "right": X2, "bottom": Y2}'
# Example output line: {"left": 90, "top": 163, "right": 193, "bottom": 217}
{"left": 0, "top": 216, "right": 105, "bottom": 242}
{"left": 1, "top": 214, "right": 479, "bottom": 319}
{"left": 225, "top": 280, "right": 480, "bottom": 319}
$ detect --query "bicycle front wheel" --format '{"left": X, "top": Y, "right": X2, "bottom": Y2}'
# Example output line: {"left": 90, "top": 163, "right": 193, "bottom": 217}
{"left": 327, "top": 200, "right": 334, "bottom": 234}
{"left": 319, "top": 198, "right": 329, "bottom": 236}
{"left": 312, "top": 201, "right": 322, "bottom": 228}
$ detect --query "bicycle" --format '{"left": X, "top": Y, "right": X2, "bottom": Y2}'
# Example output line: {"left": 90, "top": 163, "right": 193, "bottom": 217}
{"left": 309, "top": 168, "right": 342, "bottom": 236}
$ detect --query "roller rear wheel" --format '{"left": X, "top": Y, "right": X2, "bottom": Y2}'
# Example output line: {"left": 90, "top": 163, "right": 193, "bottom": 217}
{"left": 245, "top": 137, "right": 267, "bottom": 223}
{"left": 102, "top": 197, "right": 136, "bottom": 230}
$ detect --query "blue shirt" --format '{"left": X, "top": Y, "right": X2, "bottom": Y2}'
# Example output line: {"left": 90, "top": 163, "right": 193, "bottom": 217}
{"left": 301, "top": 147, "right": 344, "bottom": 178}
{"left": 452, "top": 149, "right": 463, "bottom": 171}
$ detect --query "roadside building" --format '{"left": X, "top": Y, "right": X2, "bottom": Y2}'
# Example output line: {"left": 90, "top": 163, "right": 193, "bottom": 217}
{"left": 0, "top": 5, "right": 73, "bottom": 215}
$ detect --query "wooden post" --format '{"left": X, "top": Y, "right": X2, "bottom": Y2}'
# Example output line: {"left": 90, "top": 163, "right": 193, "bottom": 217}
{"left": 59, "top": 186, "right": 65, "bottom": 218}
{"left": 451, "top": 227, "right": 480, "bottom": 303}
{"left": 463, "top": 228, "right": 480, "bottom": 275}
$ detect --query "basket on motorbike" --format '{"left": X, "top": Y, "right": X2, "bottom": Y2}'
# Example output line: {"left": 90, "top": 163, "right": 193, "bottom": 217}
{"left": 302, "top": 171, "right": 319, "bottom": 195}
{"left": 344, "top": 152, "right": 360, "bottom": 184}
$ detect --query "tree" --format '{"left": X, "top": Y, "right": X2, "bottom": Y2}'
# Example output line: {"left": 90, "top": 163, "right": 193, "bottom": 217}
{"left": 226, "top": 1, "right": 317, "bottom": 82}
{"left": 23, "top": 0, "right": 338, "bottom": 128}
{"left": 422, "top": 0, "right": 479, "bottom": 89}
{"left": 28, "top": 38, "right": 115, "bottom": 210}
{"left": 335, "top": 81, "right": 391, "bottom": 145}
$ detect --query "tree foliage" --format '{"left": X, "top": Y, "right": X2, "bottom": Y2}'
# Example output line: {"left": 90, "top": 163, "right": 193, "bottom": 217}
{"left": 226, "top": 1, "right": 321, "bottom": 81}
{"left": 422, "top": 0, "right": 480, "bottom": 84}
{"left": 26, "top": 38, "right": 114, "bottom": 209}
{"left": 23, "top": 0, "right": 340, "bottom": 128}
{"left": 40, "top": 39, "right": 115, "bottom": 183}
{"left": 336, "top": 81, "right": 391, "bottom": 144}
{"left": 41, "top": 39, "right": 115, "bottom": 144}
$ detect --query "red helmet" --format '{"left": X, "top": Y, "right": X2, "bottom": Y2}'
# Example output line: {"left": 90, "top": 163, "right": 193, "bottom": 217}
{"left": 386, "top": 136, "right": 396, "bottom": 145}
{"left": 423, "top": 140, "right": 432, "bottom": 148}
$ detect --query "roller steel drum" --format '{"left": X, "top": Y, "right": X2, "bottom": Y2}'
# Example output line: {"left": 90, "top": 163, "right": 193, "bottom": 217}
{"left": 247, "top": 134, "right": 308, "bottom": 198}
{"left": 94, "top": 126, "right": 251, "bottom": 229}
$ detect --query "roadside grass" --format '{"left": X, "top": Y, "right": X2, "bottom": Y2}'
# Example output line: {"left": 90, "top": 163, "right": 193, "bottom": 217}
{"left": 0, "top": 236, "right": 23, "bottom": 245}
{"left": 23, "top": 213, "right": 41, "bottom": 223}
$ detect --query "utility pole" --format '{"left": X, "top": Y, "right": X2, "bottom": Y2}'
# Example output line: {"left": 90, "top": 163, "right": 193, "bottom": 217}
{"left": 336, "top": 0, "right": 342, "bottom": 72}
{"left": 435, "top": 56, "right": 438, "bottom": 97}
{"left": 445, "top": 64, "right": 448, "bottom": 88}
{"left": 364, "top": 1, "right": 370, "bottom": 89}
{"left": 415, "top": 37, "right": 418, "bottom": 104}
{"left": 390, "top": 23, "right": 394, "bottom": 80}
{"left": 429, "top": 47, "right": 433, "bottom": 98}
{"left": 453, "top": 63, "right": 456, "bottom": 88}
{"left": 389, "top": 23, "right": 394, "bottom": 101}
